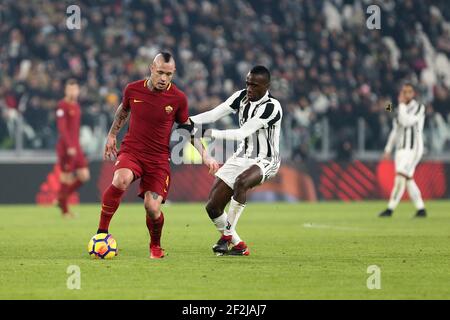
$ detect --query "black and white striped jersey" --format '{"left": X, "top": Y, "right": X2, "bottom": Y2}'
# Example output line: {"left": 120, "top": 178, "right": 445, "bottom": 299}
{"left": 384, "top": 99, "right": 425, "bottom": 153}
{"left": 228, "top": 89, "right": 282, "bottom": 161}
{"left": 190, "top": 89, "right": 283, "bottom": 162}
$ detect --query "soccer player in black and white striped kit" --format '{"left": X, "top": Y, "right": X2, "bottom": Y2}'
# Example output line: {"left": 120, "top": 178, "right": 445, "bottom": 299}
{"left": 379, "top": 83, "right": 427, "bottom": 218}
{"left": 190, "top": 66, "right": 282, "bottom": 255}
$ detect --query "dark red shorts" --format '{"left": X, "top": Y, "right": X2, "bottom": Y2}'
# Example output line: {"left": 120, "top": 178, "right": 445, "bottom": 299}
{"left": 57, "top": 145, "right": 88, "bottom": 172}
{"left": 115, "top": 151, "right": 171, "bottom": 201}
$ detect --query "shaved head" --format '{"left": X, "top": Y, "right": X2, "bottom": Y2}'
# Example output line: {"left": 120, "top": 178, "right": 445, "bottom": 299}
{"left": 153, "top": 52, "right": 175, "bottom": 67}
{"left": 149, "top": 52, "right": 176, "bottom": 91}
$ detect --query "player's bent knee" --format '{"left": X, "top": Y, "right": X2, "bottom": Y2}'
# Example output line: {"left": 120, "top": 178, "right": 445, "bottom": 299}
{"left": 112, "top": 170, "right": 133, "bottom": 190}
{"left": 113, "top": 178, "right": 131, "bottom": 190}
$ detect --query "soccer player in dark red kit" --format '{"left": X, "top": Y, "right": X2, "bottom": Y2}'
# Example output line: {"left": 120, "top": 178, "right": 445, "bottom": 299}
{"left": 98, "top": 52, "right": 218, "bottom": 259}
{"left": 56, "top": 79, "right": 90, "bottom": 218}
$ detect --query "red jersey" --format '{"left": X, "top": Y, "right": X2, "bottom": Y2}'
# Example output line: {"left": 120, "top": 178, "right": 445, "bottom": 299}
{"left": 56, "top": 99, "right": 81, "bottom": 149}
{"left": 120, "top": 79, "right": 189, "bottom": 162}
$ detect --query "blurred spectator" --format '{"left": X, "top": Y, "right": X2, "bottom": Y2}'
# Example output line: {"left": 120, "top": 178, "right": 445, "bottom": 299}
{"left": 433, "top": 83, "right": 450, "bottom": 119}
{"left": 286, "top": 96, "right": 315, "bottom": 161}
{"left": 425, "top": 104, "right": 450, "bottom": 154}
{"left": 0, "top": 109, "right": 12, "bottom": 148}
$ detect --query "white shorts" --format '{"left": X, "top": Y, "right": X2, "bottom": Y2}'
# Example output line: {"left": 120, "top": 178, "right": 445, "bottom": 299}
{"left": 395, "top": 149, "right": 423, "bottom": 177}
{"left": 215, "top": 157, "right": 280, "bottom": 189}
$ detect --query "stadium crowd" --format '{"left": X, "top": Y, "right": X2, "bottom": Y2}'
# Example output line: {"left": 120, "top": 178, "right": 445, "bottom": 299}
{"left": 1, "top": 0, "right": 450, "bottom": 159}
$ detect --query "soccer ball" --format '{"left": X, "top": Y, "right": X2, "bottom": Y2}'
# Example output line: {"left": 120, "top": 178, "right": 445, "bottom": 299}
{"left": 88, "top": 233, "right": 118, "bottom": 259}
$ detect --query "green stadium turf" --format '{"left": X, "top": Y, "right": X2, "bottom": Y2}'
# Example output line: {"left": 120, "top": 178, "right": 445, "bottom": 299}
{"left": 0, "top": 201, "right": 449, "bottom": 299}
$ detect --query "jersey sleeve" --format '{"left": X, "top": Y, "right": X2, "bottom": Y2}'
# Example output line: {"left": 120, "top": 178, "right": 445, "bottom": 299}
{"left": 210, "top": 117, "right": 264, "bottom": 141}
{"left": 253, "top": 101, "right": 282, "bottom": 128}
{"left": 384, "top": 118, "right": 399, "bottom": 154}
{"left": 190, "top": 101, "right": 234, "bottom": 124}
{"left": 210, "top": 101, "right": 282, "bottom": 141}
{"left": 56, "top": 102, "right": 74, "bottom": 149}
{"left": 121, "top": 84, "right": 131, "bottom": 111}
{"left": 397, "top": 103, "right": 425, "bottom": 127}
{"left": 175, "top": 93, "right": 189, "bottom": 124}
{"left": 190, "top": 89, "right": 246, "bottom": 124}
{"left": 224, "top": 89, "right": 247, "bottom": 113}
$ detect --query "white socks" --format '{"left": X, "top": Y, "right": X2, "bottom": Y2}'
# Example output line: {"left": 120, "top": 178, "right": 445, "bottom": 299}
{"left": 388, "top": 175, "right": 407, "bottom": 210}
{"left": 223, "top": 197, "right": 245, "bottom": 244}
{"left": 406, "top": 179, "right": 425, "bottom": 210}
{"left": 212, "top": 213, "right": 227, "bottom": 233}
{"left": 211, "top": 211, "right": 242, "bottom": 245}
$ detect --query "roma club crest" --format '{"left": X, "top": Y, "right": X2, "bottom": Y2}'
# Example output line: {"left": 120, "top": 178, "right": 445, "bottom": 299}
{"left": 165, "top": 105, "right": 173, "bottom": 114}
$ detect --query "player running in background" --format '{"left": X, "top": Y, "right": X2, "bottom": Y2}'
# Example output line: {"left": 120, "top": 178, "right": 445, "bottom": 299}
{"left": 56, "top": 79, "right": 90, "bottom": 218}
{"left": 98, "top": 52, "right": 218, "bottom": 259}
{"left": 379, "top": 83, "right": 427, "bottom": 218}
{"left": 190, "top": 66, "right": 282, "bottom": 256}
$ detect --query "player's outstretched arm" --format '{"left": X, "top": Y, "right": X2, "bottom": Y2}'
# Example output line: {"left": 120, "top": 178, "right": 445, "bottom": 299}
{"left": 178, "top": 119, "right": 219, "bottom": 174}
{"left": 104, "top": 103, "right": 130, "bottom": 160}
{"left": 189, "top": 102, "right": 234, "bottom": 125}
{"left": 206, "top": 117, "right": 264, "bottom": 141}
{"left": 190, "top": 89, "right": 245, "bottom": 124}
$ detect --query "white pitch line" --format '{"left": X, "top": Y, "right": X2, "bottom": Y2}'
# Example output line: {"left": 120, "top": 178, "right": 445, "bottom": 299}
{"left": 302, "top": 223, "right": 364, "bottom": 231}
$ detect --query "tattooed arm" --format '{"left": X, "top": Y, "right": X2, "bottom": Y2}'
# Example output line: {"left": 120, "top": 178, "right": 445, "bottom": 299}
{"left": 104, "top": 103, "right": 130, "bottom": 160}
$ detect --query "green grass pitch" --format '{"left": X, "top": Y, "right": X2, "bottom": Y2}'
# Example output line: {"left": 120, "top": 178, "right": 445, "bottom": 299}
{"left": 0, "top": 201, "right": 449, "bottom": 299}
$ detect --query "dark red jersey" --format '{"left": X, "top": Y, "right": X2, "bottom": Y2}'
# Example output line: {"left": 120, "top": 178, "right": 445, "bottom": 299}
{"left": 119, "top": 79, "right": 189, "bottom": 162}
{"left": 56, "top": 99, "right": 81, "bottom": 149}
